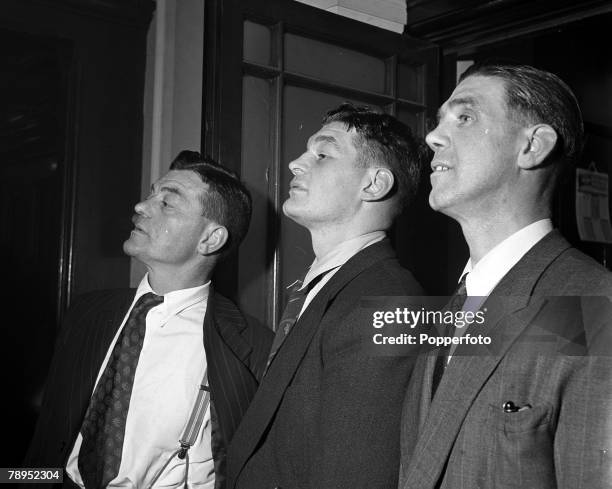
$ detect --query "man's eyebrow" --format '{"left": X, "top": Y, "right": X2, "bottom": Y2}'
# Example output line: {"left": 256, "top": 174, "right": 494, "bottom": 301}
{"left": 150, "top": 183, "right": 185, "bottom": 198}
{"left": 310, "top": 134, "right": 341, "bottom": 150}
{"left": 449, "top": 96, "right": 480, "bottom": 109}
{"left": 437, "top": 96, "right": 480, "bottom": 121}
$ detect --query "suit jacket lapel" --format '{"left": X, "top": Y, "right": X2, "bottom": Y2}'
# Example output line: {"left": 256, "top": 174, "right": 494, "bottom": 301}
{"left": 204, "top": 288, "right": 262, "bottom": 460}
{"left": 205, "top": 288, "right": 252, "bottom": 364}
{"left": 228, "top": 240, "right": 396, "bottom": 484}
{"left": 399, "top": 352, "right": 430, "bottom": 482}
{"left": 64, "top": 290, "right": 135, "bottom": 456}
{"left": 402, "top": 231, "right": 572, "bottom": 488}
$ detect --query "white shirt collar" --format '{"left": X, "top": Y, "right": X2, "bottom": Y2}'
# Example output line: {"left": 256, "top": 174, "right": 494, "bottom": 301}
{"left": 136, "top": 273, "right": 210, "bottom": 324}
{"left": 301, "top": 231, "right": 386, "bottom": 289}
{"left": 461, "top": 219, "right": 553, "bottom": 296}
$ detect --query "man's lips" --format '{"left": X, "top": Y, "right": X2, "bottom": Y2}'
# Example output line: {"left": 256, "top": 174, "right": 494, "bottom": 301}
{"left": 131, "top": 216, "right": 148, "bottom": 235}
{"left": 289, "top": 180, "right": 307, "bottom": 192}
{"left": 131, "top": 226, "right": 147, "bottom": 235}
{"left": 431, "top": 161, "right": 451, "bottom": 173}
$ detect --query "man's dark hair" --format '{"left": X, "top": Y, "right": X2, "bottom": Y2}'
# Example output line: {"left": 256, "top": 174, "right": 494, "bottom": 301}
{"left": 459, "top": 63, "right": 584, "bottom": 168}
{"left": 322, "top": 103, "right": 427, "bottom": 214}
{"left": 170, "top": 150, "right": 252, "bottom": 256}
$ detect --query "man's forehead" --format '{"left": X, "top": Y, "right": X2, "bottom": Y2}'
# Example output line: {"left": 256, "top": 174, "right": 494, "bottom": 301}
{"left": 454, "top": 74, "right": 506, "bottom": 96}
{"left": 439, "top": 75, "right": 508, "bottom": 117}
{"left": 308, "top": 121, "right": 356, "bottom": 146}
{"left": 154, "top": 169, "right": 209, "bottom": 192}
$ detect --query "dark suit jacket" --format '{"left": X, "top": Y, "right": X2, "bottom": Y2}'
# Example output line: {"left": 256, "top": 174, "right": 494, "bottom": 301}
{"left": 399, "top": 231, "right": 612, "bottom": 489}
{"left": 227, "top": 240, "right": 424, "bottom": 489}
{"left": 24, "top": 287, "right": 273, "bottom": 488}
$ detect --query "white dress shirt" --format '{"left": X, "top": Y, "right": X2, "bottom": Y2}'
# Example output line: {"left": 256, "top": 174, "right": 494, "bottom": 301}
{"left": 66, "top": 275, "right": 215, "bottom": 488}
{"left": 462, "top": 219, "right": 554, "bottom": 299}
{"left": 447, "top": 219, "right": 553, "bottom": 359}
{"left": 298, "top": 231, "right": 386, "bottom": 317}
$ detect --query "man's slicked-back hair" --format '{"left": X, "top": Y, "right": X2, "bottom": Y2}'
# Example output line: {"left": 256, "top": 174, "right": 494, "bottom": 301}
{"left": 459, "top": 62, "right": 584, "bottom": 168}
{"left": 170, "top": 150, "right": 252, "bottom": 256}
{"left": 322, "top": 103, "right": 427, "bottom": 215}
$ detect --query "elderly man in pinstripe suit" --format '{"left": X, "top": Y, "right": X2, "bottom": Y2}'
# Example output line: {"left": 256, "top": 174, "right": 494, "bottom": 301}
{"left": 24, "top": 151, "right": 272, "bottom": 489}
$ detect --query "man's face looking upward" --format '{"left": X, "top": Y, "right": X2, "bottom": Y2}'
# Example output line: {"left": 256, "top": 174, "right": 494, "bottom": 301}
{"left": 283, "top": 121, "right": 370, "bottom": 230}
{"left": 123, "top": 169, "right": 213, "bottom": 269}
{"left": 426, "top": 75, "right": 526, "bottom": 220}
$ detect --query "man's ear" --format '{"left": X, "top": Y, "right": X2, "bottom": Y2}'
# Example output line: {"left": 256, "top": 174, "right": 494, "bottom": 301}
{"left": 197, "top": 224, "right": 229, "bottom": 255}
{"left": 361, "top": 167, "right": 395, "bottom": 201}
{"left": 518, "top": 124, "right": 558, "bottom": 170}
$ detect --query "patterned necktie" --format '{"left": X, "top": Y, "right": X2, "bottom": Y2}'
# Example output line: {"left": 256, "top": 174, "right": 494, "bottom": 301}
{"left": 265, "top": 273, "right": 322, "bottom": 373}
{"left": 431, "top": 274, "right": 468, "bottom": 399}
{"left": 78, "top": 292, "right": 164, "bottom": 489}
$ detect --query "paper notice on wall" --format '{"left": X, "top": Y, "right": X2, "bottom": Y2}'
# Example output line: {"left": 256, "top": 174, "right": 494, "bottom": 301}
{"left": 576, "top": 167, "right": 612, "bottom": 243}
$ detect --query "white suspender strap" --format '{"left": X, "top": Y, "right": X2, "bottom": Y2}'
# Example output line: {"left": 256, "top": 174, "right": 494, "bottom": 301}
{"left": 178, "top": 368, "right": 210, "bottom": 458}
{"left": 147, "top": 368, "right": 210, "bottom": 489}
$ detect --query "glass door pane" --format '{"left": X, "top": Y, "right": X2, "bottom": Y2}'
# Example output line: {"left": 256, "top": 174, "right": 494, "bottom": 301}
{"left": 279, "top": 85, "right": 383, "bottom": 307}
{"left": 204, "top": 0, "right": 438, "bottom": 329}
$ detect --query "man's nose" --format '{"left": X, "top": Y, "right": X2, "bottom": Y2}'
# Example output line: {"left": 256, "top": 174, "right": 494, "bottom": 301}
{"left": 288, "top": 153, "right": 309, "bottom": 175}
{"left": 425, "top": 124, "right": 448, "bottom": 152}
{"left": 134, "top": 198, "right": 149, "bottom": 216}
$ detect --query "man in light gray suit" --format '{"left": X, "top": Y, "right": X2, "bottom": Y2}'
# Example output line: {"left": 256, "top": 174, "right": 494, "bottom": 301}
{"left": 399, "top": 63, "right": 612, "bottom": 489}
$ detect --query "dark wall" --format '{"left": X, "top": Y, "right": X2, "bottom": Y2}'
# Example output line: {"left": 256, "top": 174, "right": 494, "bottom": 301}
{"left": 536, "top": 15, "right": 612, "bottom": 268}
{"left": 0, "top": 0, "right": 153, "bottom": 465}
{"left": 1, "top": 0, "right": 153, "bottom": 297}
{"left": 439, "top": 13, "right": 612, "bottom": 275}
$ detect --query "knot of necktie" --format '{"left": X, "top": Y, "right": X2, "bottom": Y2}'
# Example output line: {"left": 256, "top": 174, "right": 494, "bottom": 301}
{"left": 264, "top": 272, "right": 325, "bottom": 374}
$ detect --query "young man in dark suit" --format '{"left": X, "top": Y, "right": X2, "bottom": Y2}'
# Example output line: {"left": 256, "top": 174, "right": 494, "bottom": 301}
{"left": 24, "top": 151, "right": 272, "bottom": 488}
{"left": 399, "top": 64, "right": 612, "bottom": 489}
{"left": 227, "top": 104, "right": 427, "bottom": 489}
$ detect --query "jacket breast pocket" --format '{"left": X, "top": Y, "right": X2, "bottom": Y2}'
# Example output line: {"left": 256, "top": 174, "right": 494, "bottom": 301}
{"left": 486, "top": 403, "right": 556, "bottom": 489}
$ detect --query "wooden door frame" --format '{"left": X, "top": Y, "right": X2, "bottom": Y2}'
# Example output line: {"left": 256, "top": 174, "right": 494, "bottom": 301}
{"left": 203, "top": 0, "right": 439, "bottom": 326}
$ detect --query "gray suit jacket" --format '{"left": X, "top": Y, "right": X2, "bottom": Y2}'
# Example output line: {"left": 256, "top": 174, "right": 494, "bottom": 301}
{"left": 399, "top": 230, "right": 612, "bottom": 489}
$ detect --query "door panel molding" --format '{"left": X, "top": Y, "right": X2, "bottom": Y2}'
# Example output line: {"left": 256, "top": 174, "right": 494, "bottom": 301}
{"left": 203, "top": 0, "right": 439, "bottom": 330}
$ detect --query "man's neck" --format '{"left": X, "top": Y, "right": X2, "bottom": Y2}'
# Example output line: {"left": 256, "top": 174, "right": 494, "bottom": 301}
{"left": 309, "top": 224, "right": 384, "bottom": 259}
{"left": 145, "top": 264, "right": 212, "bottom": 295}
{"left": 460, "top": 211, "right": 550, "bottom": 265}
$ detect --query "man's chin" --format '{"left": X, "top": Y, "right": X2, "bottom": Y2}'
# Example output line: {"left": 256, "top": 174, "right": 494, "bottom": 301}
{"left": 122, "top": 238, "right": 140, "bottom": 257}
{"left": 428, "top": 190, "right": 438, "bottom": 209}
{"left": 428, "top": 191, "right": 450, "bottom": 213}
{"left": 282, "top": 199, "right": 298, "bottom": 219}
{"left": 281, "top": 200, "right": 305, "bottom": 223}
{"left": 429, "top": 193, "right": 464, "bottom": 223}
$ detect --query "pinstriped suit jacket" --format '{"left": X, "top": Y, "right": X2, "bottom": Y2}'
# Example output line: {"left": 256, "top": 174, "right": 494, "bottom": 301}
{"left": 23, "top": 287, "right": 272, "bottom": 488}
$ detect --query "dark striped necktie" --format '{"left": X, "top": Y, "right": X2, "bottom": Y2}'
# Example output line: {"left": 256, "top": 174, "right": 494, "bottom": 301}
{"left": 78, "top": 292, "right": 164, "bottom": 489}
{"left": 431, "top": 274, "right": 468, "bottom": 399}
{"left": 265, "top": 273, "right": 323, "bottom": 374}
